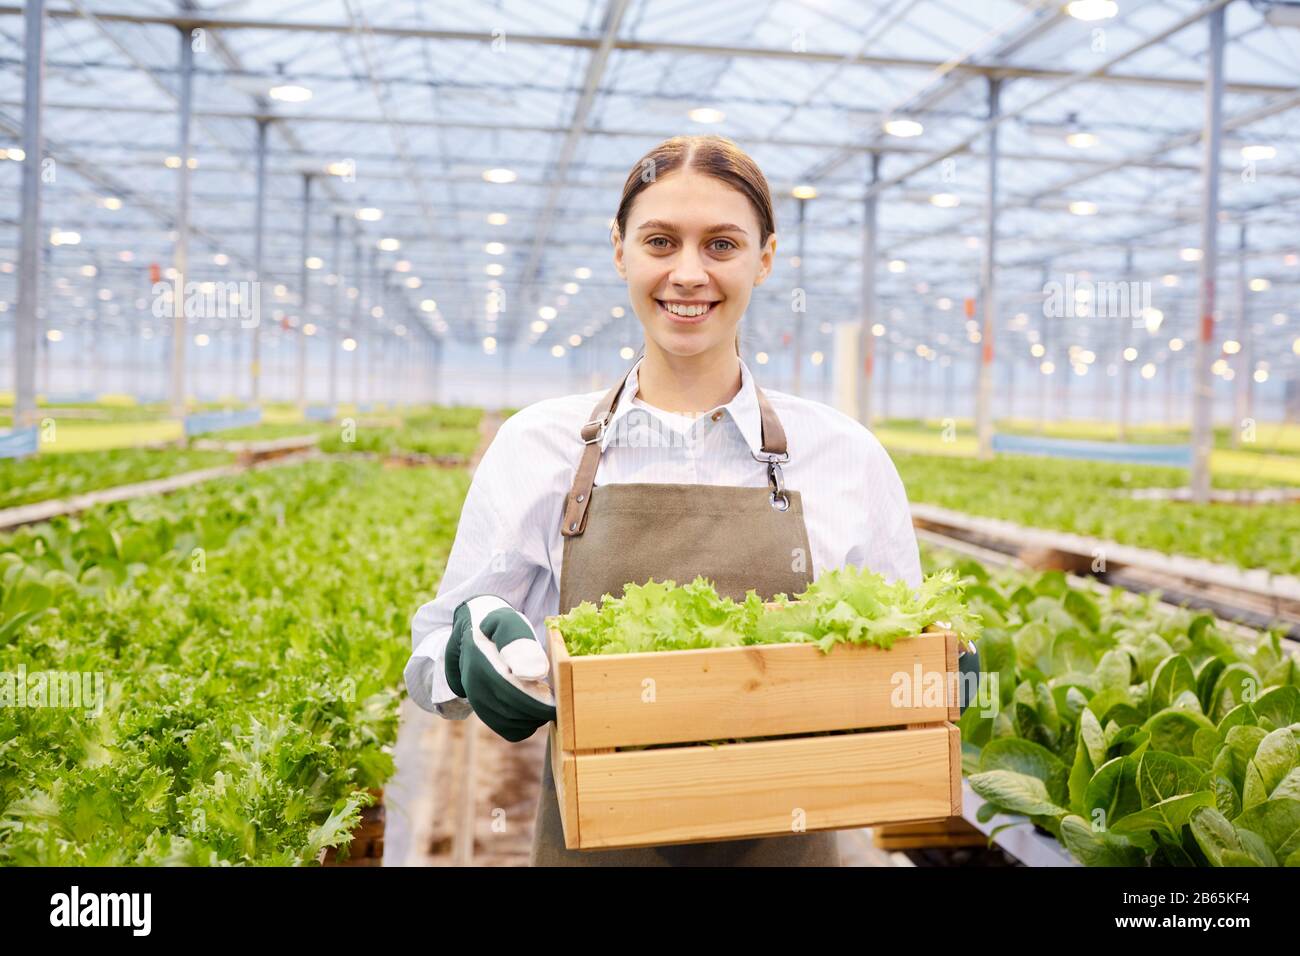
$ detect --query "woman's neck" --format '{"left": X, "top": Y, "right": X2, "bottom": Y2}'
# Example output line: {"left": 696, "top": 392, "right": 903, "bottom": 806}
{"left": 635, "top": 343, "right": 742, "bottom": 413}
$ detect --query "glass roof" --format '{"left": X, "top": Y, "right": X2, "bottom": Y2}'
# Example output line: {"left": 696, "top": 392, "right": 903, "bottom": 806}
{"left": 0, "top": 0, "right": 1296, "bottom": 387}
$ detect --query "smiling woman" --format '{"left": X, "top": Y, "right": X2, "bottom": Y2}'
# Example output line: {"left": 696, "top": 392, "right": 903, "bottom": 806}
{"left": 610, "top": 135, "right": 777, "bottom": 376}
{"left": 405, "top": 133, "right": 930, "bottom": 869}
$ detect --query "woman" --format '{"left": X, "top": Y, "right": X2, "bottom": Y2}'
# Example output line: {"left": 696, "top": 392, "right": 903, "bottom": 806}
{"left": 405, "top": 134, "right": 926, "bottom": 866}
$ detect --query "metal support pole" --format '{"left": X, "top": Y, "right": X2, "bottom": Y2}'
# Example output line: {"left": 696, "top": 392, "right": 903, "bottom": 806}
{"left": 39, "top": 247, "right": 51, "bottom": 398}
{"left": 976, "top": 77, "right": 1001, "bottom": 460}
{"left": 367, "top": 250, "right": 379, "bottom": 406}
{"left": 1119, "top": 246, "right": 1134, "bottom": 442}
{"left": 251, "top": 118, "right": 267, "bottom": 407}
{"left": 432, "top": 337, "right": 443, "bottom": 406}
{"left": 351, "top": 236, "right": 362, "bottom": 406}
{"left": 1191, "top": 6, "right": 1225, "bottom": 503}
{"left": 1005, "top": 315, "right": 1015, "bottom": 426}
{"left": 1037, "top": 261, "right": 1051, "bottom": 434}
{"left": 858, "top": 153, "right": 880, "bottom": 426}
{"left": 90, "top": 255, "right": 102, "bottom": 397}
{"left": 881, "top": 329, "right": 891, "bottom": 422}
{"left": 1232, "top": 224, "right": 1250, "bottom": 447}
{"left": 1165, "top": 316, "right": 1176, "bottom": 426}
{"left": 297, "top": 172, "right": 313, "bottom": 409}
{"left": 13, "top": 0, "right": 45, "bottom": 431}
{"left": 793, "top": 197, "right": 806, "bottom": 395}
{"left": 170, "top": 27, "right": 193, "bottom": 421}
{"left": 329, "top": 213, "right": 341, "bottom": 410}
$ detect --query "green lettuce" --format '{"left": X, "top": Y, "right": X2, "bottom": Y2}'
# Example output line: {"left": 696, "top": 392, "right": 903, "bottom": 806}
{"left": 551, "top": 566, "right": 976, "bottom": 656}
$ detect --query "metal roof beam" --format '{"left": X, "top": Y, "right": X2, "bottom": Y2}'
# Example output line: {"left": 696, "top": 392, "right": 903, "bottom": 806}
{"left": 1, "top": 4, "right": 1293, "bottom": 96}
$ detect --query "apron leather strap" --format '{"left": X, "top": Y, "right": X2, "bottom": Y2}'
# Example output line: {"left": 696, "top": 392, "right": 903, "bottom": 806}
{"left": 561, "top": 359, "right": 787, "bottom": 537}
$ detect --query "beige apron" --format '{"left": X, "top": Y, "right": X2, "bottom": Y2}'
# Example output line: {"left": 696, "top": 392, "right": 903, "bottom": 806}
{"left": 528, "top": 361, "right": 842, "bottom": 866}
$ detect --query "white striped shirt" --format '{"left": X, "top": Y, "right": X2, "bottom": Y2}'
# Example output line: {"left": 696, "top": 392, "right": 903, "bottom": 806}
{"left": 405, "top": 357, "right": 923, "bottom": 719}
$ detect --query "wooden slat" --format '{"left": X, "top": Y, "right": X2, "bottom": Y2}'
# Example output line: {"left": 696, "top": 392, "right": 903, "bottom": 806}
{"left": 873, "top": 815, "right": 986, "bottom": 850}
{"left": 945, "top": 632, "right": 961, "bottom": 722}
{"left": 549, "top": 629, "right": 577, "bottom": 751}
{"left": 549, "top": 722, "right": 580, "bottom": 850}
{"left": 948, "top": 723, "right": 962, "bottom": 816}
{"left": 569, "top": 724, "right": 954, "bottom": 850}
{"left": 555, "top": 631, "right": 953, "bottom": 749}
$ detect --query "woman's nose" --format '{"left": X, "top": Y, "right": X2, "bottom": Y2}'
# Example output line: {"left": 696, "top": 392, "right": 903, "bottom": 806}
{"left": 668, "top": 248, "right": 708, "bottom": 288}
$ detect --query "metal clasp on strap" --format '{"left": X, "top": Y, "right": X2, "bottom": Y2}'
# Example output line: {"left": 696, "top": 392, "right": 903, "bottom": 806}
{"left": 752, "top": 450, "right": 790, "bottom": 511}
{"left": 581, "top": 418, "right": 607, "bottom": 445}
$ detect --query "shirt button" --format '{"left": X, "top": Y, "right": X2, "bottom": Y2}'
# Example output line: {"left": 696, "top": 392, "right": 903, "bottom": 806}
{"left": 711, "top": 411, "right": 723, "bottom": 422}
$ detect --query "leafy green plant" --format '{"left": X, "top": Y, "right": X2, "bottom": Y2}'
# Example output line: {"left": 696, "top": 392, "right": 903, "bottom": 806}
{"left": 0, "top": 447, "right": 235, "bottom": 511}
{"left": 929, "top": 550, "right": 1300, "bottom": 867}
{"left": 895, "top": 452, "right": 1300, "bottom": 574}
{"left": 318, "top": 425, "right": 480, "bottom": 460}
{"left": 550, "top": 566, "right": 976, "bottom": 656}
{"left": 0, "top": 459, "right": 469, "bottom": 865}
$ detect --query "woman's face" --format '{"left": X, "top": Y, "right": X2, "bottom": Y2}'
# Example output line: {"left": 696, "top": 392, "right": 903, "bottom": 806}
{"left": 613, "top": 169, "right": 776, "bottom": 361}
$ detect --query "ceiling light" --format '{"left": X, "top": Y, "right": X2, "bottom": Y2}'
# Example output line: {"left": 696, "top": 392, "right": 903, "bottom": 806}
{"left": 883, "top": 118, "right": 923, "bottom": 138}
{"left": 1066, "top": 0, "right": 1119, "bottom": 21}
{"left": 688, "top": 108, "right": 725, "bottom": 124}
{"left": 1240, "top": 145, "right": 1277, "bottom": 162}
{"left": 269, "top": 84, "right": 312, "bottom": 103}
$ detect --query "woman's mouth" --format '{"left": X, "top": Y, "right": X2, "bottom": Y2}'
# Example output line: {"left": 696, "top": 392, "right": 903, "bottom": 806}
{"left": 655, "top": 299, "right": 719, "bottom": 325}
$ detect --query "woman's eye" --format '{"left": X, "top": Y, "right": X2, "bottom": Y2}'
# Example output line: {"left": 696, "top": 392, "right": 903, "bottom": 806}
{"left": 648, "top": 236, "right": 671, "bottom": 249}
{"left": 710, "top": 239, "right": 737, "bottom": 252}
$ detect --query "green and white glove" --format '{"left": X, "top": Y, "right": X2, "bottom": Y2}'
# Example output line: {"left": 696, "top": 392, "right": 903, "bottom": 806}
{"left": 445, "top": 595, "right": 557, "bottom": 742}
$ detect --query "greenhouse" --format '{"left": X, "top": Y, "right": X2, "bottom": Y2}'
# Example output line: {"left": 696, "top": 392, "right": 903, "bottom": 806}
{"left": 1, "top": 0, "right": 1298, "bottom": 897}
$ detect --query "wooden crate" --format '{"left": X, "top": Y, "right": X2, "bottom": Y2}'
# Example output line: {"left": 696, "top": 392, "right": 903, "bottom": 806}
{"left": 872, "top": 816, "right": 987, "bottom": 850}
{"left": 547, "top": 624, "right": 962, "bottom": 851}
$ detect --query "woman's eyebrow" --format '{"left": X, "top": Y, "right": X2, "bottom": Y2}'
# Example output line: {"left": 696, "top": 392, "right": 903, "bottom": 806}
{"left": 636, "top": 219, "right": 749, "bottom": 235}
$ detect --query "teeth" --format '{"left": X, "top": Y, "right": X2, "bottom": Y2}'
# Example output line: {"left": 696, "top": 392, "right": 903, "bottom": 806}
{"left": 662, "top": 301, "right": 711, "bottom": 317}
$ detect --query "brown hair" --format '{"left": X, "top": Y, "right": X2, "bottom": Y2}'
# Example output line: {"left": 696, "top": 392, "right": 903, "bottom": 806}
{"left": 614, "top": 136, "right": 776, "bottom": 357}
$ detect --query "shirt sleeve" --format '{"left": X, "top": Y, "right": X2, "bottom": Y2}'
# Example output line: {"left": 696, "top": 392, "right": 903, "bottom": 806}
{"left": 865, "top": 436, "right": 924, "bottom": 590}
{"left": 403, "top": 416, "right": 553, "bottom": 718}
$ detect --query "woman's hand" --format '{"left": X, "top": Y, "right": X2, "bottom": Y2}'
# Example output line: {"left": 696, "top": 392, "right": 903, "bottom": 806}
{"left": 445, "top": 595, "right": 557, "bottom": 742}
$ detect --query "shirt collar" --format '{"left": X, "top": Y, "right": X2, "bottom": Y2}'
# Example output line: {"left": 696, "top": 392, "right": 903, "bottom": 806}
{"left": 599, "top": 356, "right": 765, "bottom": 456}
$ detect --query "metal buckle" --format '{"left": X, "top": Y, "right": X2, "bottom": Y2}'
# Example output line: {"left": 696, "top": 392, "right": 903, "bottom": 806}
{"left": 752, "top": 449, "right": 790, "bottom": 510}
{"left": 581, "top": 418, "right": 607, "bottom": 445}
{"left": 766, "top": 459, "right": 789, "bottom": 511}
